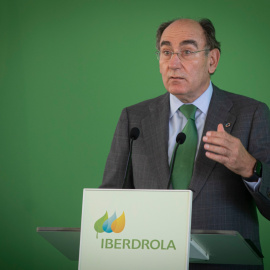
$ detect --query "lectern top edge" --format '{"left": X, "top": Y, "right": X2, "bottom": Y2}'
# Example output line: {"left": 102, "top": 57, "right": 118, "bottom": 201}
{"left": 37, "top": 227, "right": 80, "bottom": 232}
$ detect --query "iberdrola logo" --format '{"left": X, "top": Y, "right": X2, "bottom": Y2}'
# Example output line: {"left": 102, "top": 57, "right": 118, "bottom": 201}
{"left": 94, "top": 211, "right": 125, "bottom": 238}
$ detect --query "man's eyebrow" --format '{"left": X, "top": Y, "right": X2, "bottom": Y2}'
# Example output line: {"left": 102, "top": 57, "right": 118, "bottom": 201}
{"left": 160, "top": 39, "right": 199, "bottom": 48}
{"left": 160, "top": 41, "right": 172, "bottom": 47}
{"left": 179, "top": 40, "right": 198, "bottom": 48}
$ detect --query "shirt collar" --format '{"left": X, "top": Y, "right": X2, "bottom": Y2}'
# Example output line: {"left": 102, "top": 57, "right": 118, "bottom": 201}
{"left": 169, "top": 82, "right": 213, "bottom": 118}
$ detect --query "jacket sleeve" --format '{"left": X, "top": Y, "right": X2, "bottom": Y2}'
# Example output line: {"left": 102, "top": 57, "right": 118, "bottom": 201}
{"left": 100, "top": 108, "right": 134, "bottom": 188}
{"left": 246, "top": 102, "right": 270, "bottom": 220}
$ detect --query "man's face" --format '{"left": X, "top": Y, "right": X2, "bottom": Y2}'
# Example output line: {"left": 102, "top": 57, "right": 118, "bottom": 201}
{"left": 159, "top": 19, "right": 218, "bottom": 103}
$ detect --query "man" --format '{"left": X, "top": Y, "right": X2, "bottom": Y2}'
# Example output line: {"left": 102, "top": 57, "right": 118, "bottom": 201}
{"left": 100, "top": 18, "right": 270, "bottom": 269}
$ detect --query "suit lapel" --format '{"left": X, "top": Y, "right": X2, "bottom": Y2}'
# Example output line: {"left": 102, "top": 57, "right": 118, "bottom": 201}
{"left": 141, "top": 93, "right": 170, "bottom": 188}
{"left": 189, "top": 86, "right": 236, "bottom": 201}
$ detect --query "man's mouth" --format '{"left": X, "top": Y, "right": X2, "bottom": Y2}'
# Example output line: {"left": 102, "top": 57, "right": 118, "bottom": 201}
{"left": 170, "top": 76, "right": 184, "bottom": 80}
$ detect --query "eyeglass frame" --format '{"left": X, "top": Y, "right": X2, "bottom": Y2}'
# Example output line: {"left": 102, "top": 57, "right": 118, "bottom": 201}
{"left": 155, "top": 48, "right": 210, "bottom": 61}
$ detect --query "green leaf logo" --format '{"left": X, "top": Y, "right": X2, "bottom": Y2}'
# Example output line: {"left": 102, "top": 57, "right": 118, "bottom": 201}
{"left": 94, "top": 211, "right": 108, "bottom": 238}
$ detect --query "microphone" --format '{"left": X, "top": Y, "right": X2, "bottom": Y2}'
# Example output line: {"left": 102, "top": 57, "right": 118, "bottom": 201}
{"left": 176, "top": 132, "right": 186, "bottom": 145}
{"left": 130, "top": 127, "right": 140, "bottom": 140}
{"left": 167, "top": 132, "right": 186, "bottom": 189}
{"left": 122, "top": 127, "right": 140, "bottom": 188}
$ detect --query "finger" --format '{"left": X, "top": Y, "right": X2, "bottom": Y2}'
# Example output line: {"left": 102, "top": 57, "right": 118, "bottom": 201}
{"left": 205, "top": 130, "right": 227, "bottom": 140}
{"left": 217, "top": 123, "right": 225, "bottom": 132}
{"left": 205, "top": 150, "right": 229, "bottom": 164}
{"left": 204, "top": 143, "right": 228, "bottom": 156}
{"left": 205, "top": 123, "right": 227, "bottom": 139}
{"left": 204, "top": 125, "right": 235, "bottom": 146}
{"left": 203, "top": 134, "right": 231, "bottom": 148}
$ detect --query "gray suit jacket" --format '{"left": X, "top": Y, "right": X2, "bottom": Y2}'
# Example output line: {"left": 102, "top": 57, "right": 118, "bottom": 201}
{"left": 101, "top": 85, "right": 270, "bottom": 270}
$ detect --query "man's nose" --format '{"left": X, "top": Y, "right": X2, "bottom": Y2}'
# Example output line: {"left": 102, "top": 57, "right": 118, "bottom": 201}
{"left": 169, "top": 53, "right": 182, "bottom": 69}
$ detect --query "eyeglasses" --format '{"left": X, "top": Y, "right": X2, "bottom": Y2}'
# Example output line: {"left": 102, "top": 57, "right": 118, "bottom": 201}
{"left": 156, "top": 49, "right": 210, "bottom": 61}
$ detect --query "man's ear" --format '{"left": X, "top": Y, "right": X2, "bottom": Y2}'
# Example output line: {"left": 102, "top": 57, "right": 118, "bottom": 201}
{"left": 208, "top": 48, "right": 220, "bottom": 74}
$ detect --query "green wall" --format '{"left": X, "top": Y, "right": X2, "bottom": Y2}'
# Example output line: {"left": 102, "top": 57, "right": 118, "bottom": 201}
{"left": 0, "top": 0, "right": 269, "bottom": 269}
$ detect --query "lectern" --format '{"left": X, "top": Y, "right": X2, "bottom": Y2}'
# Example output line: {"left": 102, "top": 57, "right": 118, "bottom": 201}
{"left": 37, "top": 189, "right": 263, "bottom": 269}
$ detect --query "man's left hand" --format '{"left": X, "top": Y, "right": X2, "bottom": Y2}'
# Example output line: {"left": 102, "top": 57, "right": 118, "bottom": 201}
{"left": 202, "top": 123, "right": 256, "bottom": 178}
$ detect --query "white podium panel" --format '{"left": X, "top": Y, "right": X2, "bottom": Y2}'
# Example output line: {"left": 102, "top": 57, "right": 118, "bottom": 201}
{"left": 78, "top": 189, "right": 193, "bottom": 270}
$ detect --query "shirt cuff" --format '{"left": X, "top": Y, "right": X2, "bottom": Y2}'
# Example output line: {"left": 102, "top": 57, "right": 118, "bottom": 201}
{"left": 244, "top": 178, "right": 262, "bottom": 192}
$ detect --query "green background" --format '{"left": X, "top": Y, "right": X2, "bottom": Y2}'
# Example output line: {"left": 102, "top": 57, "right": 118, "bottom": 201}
{"left": 0, "top": 0, "right": 269, "bottom": 269}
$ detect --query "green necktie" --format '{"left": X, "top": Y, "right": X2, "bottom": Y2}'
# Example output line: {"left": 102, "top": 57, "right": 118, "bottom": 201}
{"left": 171, "top": 104, "right": 198, "bottom": 189}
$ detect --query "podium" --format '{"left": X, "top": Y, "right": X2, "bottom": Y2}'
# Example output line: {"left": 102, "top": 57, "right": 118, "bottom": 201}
{"left": 37, "top": 189, "right": 263, "bottom": 269}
